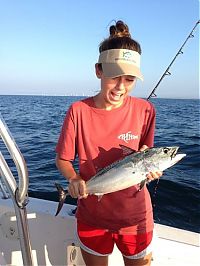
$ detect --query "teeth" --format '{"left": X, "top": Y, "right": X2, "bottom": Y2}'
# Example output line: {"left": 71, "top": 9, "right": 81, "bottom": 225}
{"left": 112, "top": 92, "right": 123, "bottom": 97}
{"left": 112, "top": 94, "right": 121, "bottom": 99}
{"left": 110, "top": 91, "right": 124, "bottom": 102}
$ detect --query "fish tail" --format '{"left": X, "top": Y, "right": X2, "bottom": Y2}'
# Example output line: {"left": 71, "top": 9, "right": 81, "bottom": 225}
{"left": 55, "top": 183, "right": 68, "bottom": 216}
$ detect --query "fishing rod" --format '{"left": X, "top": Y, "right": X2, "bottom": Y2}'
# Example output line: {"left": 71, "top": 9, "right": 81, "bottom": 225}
{"left": 147, "top": 20, "right": 199, "bottom": 100}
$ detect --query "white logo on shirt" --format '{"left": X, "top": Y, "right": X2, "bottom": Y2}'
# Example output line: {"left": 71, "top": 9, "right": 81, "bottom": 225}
{"left": 118, "top": 131, "right": 139, "bottom": 143}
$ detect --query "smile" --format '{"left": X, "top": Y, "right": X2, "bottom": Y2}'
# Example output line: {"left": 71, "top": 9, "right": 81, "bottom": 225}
{"left": 110, "top": 91, "right": 124, "bottom": 99}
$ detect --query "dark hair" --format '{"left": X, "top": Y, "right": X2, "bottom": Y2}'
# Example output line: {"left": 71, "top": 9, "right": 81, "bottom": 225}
{"left": 99, "top": 20, "right": 141, "bottom": 54}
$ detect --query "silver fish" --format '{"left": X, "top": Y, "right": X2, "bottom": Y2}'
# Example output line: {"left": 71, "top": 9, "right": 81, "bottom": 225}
{"left": 55, "top": 145, "right": 186, "bottom": 216}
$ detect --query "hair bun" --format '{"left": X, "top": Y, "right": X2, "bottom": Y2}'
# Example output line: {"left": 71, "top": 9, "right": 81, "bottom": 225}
{"left": 109, "top": 20, "right": 131, "bottom": 38}
{"left": 99, "top": 20, "right": 141, "bottom": 54}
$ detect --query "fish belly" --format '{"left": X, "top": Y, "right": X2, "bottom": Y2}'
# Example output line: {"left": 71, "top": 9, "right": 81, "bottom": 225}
{"left": 86, "top": 165, "right": 146, "bottom": 195}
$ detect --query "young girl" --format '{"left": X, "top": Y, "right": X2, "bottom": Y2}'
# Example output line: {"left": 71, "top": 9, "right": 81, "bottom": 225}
{"left": 56, "top": 20, "right": 162, "bottom": 266}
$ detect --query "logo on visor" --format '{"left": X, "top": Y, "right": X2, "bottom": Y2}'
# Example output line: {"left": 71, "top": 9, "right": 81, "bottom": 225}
{"left": 115, "top": 51, "right": 136, "bottom": 63}
{"left": 123, "top": 51, "right": 132, "bottom": 59}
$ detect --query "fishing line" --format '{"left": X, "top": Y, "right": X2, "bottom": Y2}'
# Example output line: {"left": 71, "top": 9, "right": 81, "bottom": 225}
{"left": 148, "top": 179, "right": 160, "bottom": 211}
{"left": 150, "top": 166, "right": 187, "bottom": 223}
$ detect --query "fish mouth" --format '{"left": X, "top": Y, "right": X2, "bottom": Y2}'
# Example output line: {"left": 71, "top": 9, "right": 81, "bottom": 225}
{"left": 170, "top": 147, "right": 186, "bottom": 166}
{"left": 165, "top": 147, "right": 186, "bottom": 165}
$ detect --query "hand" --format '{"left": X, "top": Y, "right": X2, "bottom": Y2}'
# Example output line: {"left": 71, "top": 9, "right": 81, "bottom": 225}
{"left": 68, "top": 175, "right": 88, "bottom": 199}
{"left": 146, "top": 171, "right": 163, "bottom": 182}
{"left": 139, "top": 145, "right": 163, "bottom": 182}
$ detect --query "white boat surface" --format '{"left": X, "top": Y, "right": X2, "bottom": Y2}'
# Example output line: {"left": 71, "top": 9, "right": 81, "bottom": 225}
{"left": 0, "top": 194, "right": 199, "bottom": 266}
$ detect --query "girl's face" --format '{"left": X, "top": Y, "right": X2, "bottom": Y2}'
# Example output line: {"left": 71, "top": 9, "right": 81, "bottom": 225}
{"left": 95, "top": 64, "right": 137, "bottom": 110}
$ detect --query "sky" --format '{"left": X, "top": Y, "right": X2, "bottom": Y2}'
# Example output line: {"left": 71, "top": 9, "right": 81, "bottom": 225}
{"left": 0, "top": 0, "right": 199, "bottom": 99}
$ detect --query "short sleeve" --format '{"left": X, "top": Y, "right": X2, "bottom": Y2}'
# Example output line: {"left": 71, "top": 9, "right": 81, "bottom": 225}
{"left": 139, "top": 103, "right": 156, "bottom": 148}
{"left": 55, "top": 106, "right": 77, "bottom": 161}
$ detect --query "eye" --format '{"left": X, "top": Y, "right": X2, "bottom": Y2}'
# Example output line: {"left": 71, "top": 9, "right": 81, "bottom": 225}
{"left": 126, "top": 78, "right": 135, "bottom": 83}
{"left": 163, "top": 147, "right": 170, "bottom": 154}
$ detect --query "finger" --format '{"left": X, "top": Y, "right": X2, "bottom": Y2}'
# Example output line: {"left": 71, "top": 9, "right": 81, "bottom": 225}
{"left": 78, "top": 180, "right": 88, "bottom": 198}
{"left": 74, "top": 183, "right": 81, "bottom": 197}
{"left": 147, "top": 171, "right": 162, "bottom": 181}
{"left": 146, "top": 172, "right": 154, "bottom": 181}
{"left": 78, "top": 193, "right": 88, "bottom": 199}
{"left": 139, "top": 145, "right": 149, "bottom": 152}
{"left": 68, "top": 181, "right": 80, "bottom": 198}
{"left": 158, "top": 171, "right": 163, "bottom": 176}
{"left": 78, "top": 180, "right": 86, "bottom": 195}
{"left": 153, "top": 171, "right": 163, "bottom": 179}
{"left": 68, "top": 183, "right": 77, "bottom": 198}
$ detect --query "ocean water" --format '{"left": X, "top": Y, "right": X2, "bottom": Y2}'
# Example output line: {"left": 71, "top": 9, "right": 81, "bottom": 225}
{"left": 0, "top": 95, "right": 199, "bottom": 233}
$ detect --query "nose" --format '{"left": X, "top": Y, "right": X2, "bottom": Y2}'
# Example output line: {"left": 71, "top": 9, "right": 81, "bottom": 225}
{"left": 116, "top": 77, "right": 125, "bottom": 90}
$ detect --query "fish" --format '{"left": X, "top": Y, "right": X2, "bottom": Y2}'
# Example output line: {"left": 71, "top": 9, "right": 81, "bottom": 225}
{"left": 55, "top": 145, "right": 186, "bottom": 216}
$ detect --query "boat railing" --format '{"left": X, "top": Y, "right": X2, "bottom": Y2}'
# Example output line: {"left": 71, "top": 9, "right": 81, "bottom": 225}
{"left": 0, "top": 114, "right": 33, "bottom": 266}
{"left": 0, "top": 179, "right": 9, "bottom": 198}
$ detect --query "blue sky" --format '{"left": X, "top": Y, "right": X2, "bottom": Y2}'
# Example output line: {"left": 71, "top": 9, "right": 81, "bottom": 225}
{"left": 0, "top": 0, "right": 199, "bottom": 99}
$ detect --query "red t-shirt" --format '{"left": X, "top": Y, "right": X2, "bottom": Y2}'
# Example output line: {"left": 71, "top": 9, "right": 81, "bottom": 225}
{"left": 56, "top": 96, "right": 155, "bottom": 234}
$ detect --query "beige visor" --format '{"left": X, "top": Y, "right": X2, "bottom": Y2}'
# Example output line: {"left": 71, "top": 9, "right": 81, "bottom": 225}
{"left": 98, "top": 49, "right": 143, "bottom": 80}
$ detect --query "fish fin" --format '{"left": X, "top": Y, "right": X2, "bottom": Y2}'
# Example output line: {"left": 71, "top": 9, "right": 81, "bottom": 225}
{"left": 98, "top": 195, "right": 103, "bottom": 201}
{"left": 94, "top": 193, "right": 104, "bottom": 201}
{"left": 55, "top": 183, "right": 68, "bottom": 216}
{"left": 139, "top": 179, "right": 147, "bottom": 191}
{"left": 119, "top": 144, "right": 136, "bottom": 156}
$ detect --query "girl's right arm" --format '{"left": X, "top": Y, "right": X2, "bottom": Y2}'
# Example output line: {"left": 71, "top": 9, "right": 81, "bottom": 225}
{"left": 56, "top": 155, "right": 88, "bottom": 199}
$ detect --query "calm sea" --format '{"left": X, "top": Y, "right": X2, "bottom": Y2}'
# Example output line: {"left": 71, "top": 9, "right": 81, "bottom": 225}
{"left": 0, "top": 95, "right": 199, "bottom": 233}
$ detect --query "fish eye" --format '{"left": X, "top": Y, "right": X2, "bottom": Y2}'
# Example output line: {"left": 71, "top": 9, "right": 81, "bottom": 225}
{"left": 163, "top": 147, "right": 170, "bottom": 154}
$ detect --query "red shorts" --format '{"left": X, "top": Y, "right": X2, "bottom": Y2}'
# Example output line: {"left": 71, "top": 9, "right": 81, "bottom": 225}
{"left": 76, "top": 220, "right": 153, "bottom": 257}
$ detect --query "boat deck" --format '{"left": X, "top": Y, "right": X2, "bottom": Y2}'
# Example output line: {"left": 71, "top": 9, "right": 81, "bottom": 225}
{"left": 0, "top": 195, "right": 199, "bottom": 265}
